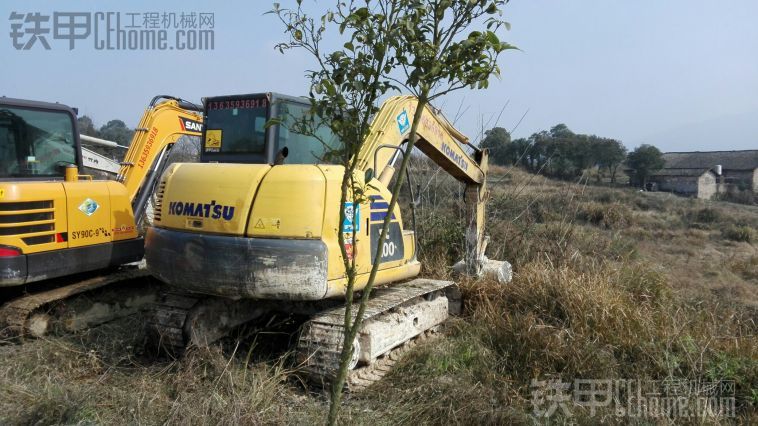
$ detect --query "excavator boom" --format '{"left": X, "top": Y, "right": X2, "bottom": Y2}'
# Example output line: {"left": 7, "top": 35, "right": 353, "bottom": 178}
{"left": 357, "top": 96, "right": 492, "bottom": 276}
{"left": 117, "top": 96, "right": 203, "bottom": 225}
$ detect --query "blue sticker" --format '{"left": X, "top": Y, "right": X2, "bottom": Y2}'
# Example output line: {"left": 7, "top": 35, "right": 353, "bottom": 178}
{"left": 396, "top": 109, "right": 410, "bottom": 134}
{"left": 342, "top": 202, "right": 360, "bottom": 233}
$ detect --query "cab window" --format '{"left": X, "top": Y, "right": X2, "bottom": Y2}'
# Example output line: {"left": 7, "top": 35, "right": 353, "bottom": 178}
{"left": 0, "top": 106, "right": 76, "bottom": 178}
{"left": 276, "top": 102, "right": 341, "bottom": 165}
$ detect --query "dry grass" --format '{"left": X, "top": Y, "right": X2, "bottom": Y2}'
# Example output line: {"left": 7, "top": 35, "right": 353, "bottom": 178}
{"left": 0, "top": 316, "right": 328, "bottom": 425}
{"left": 1, "top": 165, "right": 756, "bottom": 424}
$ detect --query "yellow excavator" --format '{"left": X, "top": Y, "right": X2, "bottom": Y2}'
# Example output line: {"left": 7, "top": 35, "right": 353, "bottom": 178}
{"left": 145, "top": 92, "right": 509, "bottom": 389}
{"left": 0, "top": 95, "right": 203, "bottom": 336}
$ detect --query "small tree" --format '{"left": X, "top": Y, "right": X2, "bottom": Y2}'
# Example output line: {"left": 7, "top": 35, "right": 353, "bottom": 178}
{"left": 595, "top": 138, "right": 627, "bottom": 183}
{"left": 627, "top": 144, "right": 665, "bottom": 188}
{"left": 273, "top": 1, "right": 514, "bottom": 424}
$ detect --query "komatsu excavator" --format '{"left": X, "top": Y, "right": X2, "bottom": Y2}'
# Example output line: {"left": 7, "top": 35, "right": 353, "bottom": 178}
{"left": 0, "top": 96, "right": 203, "bottom": 336}
{"left": 145, "top": 93, "right": 508, "bottom": 389}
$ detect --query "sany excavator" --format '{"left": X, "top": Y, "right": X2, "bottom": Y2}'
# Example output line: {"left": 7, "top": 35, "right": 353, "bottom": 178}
{"left": 145, "top": 93, "right": 509, "bottom": 389}
{"left": 0, "top": 96, "right": 203, "bottom": 336}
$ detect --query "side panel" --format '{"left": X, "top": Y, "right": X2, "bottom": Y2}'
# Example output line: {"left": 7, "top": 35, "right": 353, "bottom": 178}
{"left": 318, "top": 165, "right": 418, "bottom": 291}
{"left": 247, "top": 165, "right": 326, "bottom": 238}
{"left": 106, "top": 181, "right": 139, "bottom": 241}
{"left": 63, "top": 182, "right": 112, "bottom": 248}
{"left": 155, "top": 163, "right": 271, "bottom": 235}
{"left": 318, "top": 166, "right": 365, "bottom": 281}
{"left": 0, "top": 182, "right": 67, "bottom": 254}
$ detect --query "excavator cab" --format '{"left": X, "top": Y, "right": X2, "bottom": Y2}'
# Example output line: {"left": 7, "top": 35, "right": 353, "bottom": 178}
{"left": 200, "top": 93, "right": 339, "bottom": 166}
{"left": 0, "top": 98, "right": 81, "bottom": 179}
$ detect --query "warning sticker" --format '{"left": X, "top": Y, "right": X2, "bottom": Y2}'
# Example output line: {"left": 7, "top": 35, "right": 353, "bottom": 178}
{"left": 254, "top": 218, "right": 265, "bottom": 229}
{"left": 205, "top": 129, "right": 222, "bottom": 152}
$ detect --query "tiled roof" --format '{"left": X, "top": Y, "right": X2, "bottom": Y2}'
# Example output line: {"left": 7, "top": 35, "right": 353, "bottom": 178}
{"left": 650, "top": 168, "right": 713, "bottom": 177}
{"left": 661, "top": 150, "right": 758, "bottom": 171}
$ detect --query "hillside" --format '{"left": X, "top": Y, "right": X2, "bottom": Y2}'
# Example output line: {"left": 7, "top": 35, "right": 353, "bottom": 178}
{"left": 0, "top": 167, "right": 756, "bottom": 424}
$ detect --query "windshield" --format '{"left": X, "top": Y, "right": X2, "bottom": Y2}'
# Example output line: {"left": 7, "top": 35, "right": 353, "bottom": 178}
{"left": 276, "top": 101, "right": 342, "bottom": 165}
{"left": 0, "top": 105, "right": 76, "bottom": 178}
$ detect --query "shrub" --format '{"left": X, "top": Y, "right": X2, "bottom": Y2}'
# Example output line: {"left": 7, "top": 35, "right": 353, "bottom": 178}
{"left": 577, "top": 202, "right": 631, "bottom": 229}
{"left": 721, "top": 225, "right": 754, "bottom": 243}
{"left": 730, "top": 256, "right": 758, "bottom": 280}
{"left": 716, "top": 190, "right": 758, "bottom": 206}
{"left": 694, "top": 207, "right": 721, "bottom": 224}
{"left": 417, "top": 213, "right": 464, "bottom": 263}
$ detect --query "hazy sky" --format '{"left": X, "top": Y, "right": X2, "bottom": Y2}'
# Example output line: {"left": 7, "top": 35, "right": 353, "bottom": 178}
{"left": 2, "top": 0, "right": 757, "bottom": 152}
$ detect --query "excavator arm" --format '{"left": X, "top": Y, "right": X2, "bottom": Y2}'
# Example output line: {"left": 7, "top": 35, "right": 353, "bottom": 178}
{"left": 357, "top": 96, "right": 491, "bottom": 277}
{"left": 116, "top": 96, "right": 203, "bottom": 226}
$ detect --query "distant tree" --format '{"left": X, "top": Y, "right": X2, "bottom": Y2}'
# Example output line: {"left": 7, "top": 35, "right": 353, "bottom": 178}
{"left": 77, "top": 115, "right": 99, "bottom": 137}
{"left": 542, "top": 124, "right": 590, "bottom": 178}
{"left": 549, "top": 123, "right": 573, "bottom": 139}
{"left": 568, "top": 134, "right": 595, "bottom": 174}
{"left": 507, "top": 137, "right": 530, "bottom": 167}
{"left": 544, "top": 124, "right": 594, "bottom": 178}
{"left": 99, "top": 119, "right": 134, "bottom": 146}
{"left": 491, "top": 123, "right": 628, "bottom": 182}
{"left": 479, "top": 127, "right": 511, "bottom": 165}
{"left": 530, "top": 130, "right": 552, "bottom": 172}
{"left": 594, "top": 138, "right": 627, "bottom": 183}
{"left": 626, "top": 144, "right": 664, "bottom": 188}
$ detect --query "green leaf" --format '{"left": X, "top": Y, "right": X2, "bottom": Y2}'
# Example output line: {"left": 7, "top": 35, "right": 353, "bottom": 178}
{"left": 264, "top": 117, "right": 282, "bottom": 129}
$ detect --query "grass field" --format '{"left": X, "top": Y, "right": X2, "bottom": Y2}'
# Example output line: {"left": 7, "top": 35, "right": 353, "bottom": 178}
{"left": 1, "top": 167, "right": 756, "bottom": 425}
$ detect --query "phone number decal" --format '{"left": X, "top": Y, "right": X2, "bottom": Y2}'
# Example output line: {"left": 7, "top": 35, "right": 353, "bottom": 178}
{"left": 207, "top": 98, "right": 267, "bottom": 110}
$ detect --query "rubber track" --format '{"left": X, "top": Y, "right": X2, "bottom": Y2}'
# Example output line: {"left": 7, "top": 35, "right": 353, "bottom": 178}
{"left": 297, "top": 278, "right": 454, "bottom": 391}
{"left": 145, "top": 291, "right": 198, "bottom": 356}
{"left": 0, "top": 268, "right": 149, "bottom": 337}
{"left": 300, "top": 321, "right": 439, "bottom": 392}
